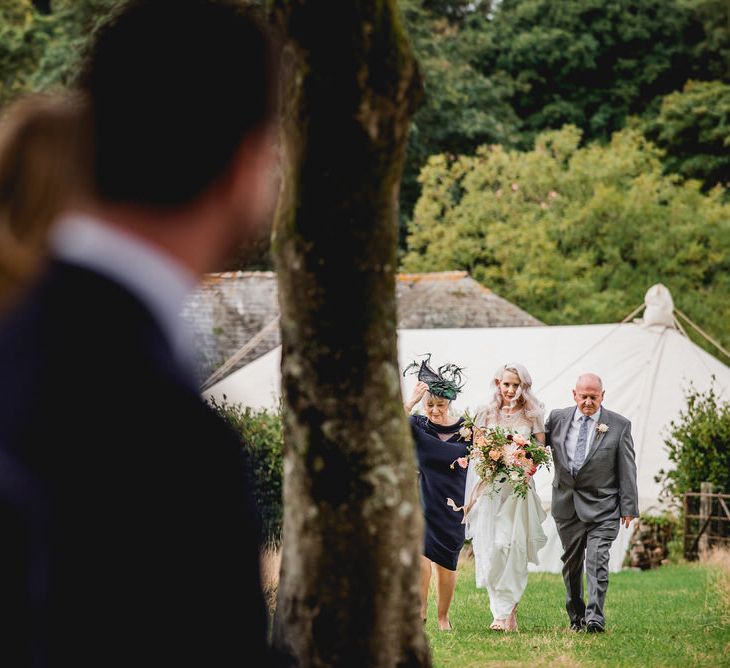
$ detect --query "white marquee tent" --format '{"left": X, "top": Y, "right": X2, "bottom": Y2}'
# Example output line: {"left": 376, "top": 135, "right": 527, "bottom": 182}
{"left": 204, "top": 285, "right": 730, "bottom": 573}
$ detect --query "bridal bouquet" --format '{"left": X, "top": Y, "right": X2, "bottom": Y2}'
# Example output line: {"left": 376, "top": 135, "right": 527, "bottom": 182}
{"left": 458, "top": 415, "right": 552, "bottom": 499}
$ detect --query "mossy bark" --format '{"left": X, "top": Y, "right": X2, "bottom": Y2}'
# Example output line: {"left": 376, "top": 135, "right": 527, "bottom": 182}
{"left": 269, "top": 1, "right": 428, "bottom": 666}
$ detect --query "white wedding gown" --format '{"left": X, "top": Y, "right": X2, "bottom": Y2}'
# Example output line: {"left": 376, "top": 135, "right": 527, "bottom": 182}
{"left": 464, "top": 408, "right": 548, "bottom": 621}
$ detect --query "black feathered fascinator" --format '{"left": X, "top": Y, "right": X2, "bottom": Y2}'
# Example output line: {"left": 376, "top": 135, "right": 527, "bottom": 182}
{"left": 403, "top": 354, "right": 465, "bottom": 401}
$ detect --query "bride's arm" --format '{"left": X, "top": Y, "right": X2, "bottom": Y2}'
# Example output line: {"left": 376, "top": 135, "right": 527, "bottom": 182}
{"left": 532, "top": 410, "right": 546, "bottom": 444}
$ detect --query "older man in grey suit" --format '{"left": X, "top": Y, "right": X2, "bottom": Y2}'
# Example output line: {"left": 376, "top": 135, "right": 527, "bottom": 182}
{"left": 545, "top": 373, "right": 638, "bottom": 633}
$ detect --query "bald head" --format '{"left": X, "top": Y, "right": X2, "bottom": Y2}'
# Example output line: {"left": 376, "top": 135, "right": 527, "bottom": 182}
{"left": 573, "top": 373, "right": 605, "bottom": 416}
{"left": 576, "top": 373, "right": 603, "bottom": 390}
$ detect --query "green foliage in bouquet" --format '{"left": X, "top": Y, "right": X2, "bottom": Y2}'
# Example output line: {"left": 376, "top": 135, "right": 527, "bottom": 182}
{"left": 208, "top": 396, "right": 284, "bottom": 547}
{"left": 460, "top": 416, "right": 551, "bottom": 500}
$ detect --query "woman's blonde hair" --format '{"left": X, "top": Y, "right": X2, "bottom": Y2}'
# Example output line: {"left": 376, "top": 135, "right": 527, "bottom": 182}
{"left": 420, "top": 391, "right": 457, "bottom": 417}
{"left": 484, "top": 362, "right": 543, "bottom": 421}
{"left": 0, "top": 92, "right": 87, "bottom": 246}
{"left": 0, "top": 92, "right": 88, "bottom": 308}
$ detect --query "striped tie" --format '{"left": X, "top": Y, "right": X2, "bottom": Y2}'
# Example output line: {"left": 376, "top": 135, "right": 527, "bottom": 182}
{"left": 572, "top": 415, "right": 589, "bottom": 476}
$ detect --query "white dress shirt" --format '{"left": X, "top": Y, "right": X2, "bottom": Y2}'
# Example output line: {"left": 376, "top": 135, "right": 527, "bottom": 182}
{"left": 564, "top": 406, "right": 602, "bottom": 469}
{"left": 50, "top": 212, "right": 199, "bottom": 376}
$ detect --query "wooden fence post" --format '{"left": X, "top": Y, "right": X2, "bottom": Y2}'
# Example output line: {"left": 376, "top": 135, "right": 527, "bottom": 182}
{"left": 684, "top": 493, "right": 690, "bottom": 559}
{"left": 699, "top": 481, "right": 714, "bottom": 556}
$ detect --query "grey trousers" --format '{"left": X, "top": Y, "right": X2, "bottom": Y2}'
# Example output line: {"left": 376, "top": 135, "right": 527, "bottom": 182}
{"left": 555, "top": 516, "right": 619, "bottom": 628}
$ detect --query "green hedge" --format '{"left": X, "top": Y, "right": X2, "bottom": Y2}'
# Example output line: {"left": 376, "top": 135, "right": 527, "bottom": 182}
{"left": 208, "top": 397, "right": 283, "bottom": 547}
{"left": 656, "top": 382, "right": 730, "bottom": 503}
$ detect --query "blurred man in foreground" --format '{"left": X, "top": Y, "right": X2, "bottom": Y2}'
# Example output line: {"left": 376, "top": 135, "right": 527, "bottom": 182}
{"left": 0, "top": 1, "right": 279, "bottom": 664}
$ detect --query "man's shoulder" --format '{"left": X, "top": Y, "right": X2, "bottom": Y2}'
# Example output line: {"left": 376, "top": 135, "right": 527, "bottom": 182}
{"left": 0, "top": 261, "right": 182, "bottom": 393}
{"left": 4, "top": 260, "right": 154, "bottom": 329}
{"left": 601, "top": 407, "right": 630, "bottom": 428}
{"left": 548, "top": 406, "right": 574, "bottom": 421}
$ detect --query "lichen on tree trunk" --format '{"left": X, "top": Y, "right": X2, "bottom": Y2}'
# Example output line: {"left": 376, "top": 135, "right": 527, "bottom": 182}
{"left": 269, "top": 1, "right": 428, "bottom": 666}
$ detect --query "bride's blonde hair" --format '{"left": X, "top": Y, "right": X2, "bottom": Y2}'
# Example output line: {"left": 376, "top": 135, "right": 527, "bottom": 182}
{"left": 484, "top": 363, "right": 544, "bottom": 421}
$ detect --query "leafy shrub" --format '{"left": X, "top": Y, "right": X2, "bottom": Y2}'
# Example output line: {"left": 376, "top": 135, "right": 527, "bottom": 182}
{"left": 656, "top": 382, "right": 730, "bottom": 505}
{"left": 208, "top": 396, "right": 283, "bottom": 547}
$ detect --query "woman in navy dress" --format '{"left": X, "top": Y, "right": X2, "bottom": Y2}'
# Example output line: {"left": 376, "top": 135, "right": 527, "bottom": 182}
{"left": 404, "top": 363, "right": 469, "bottom": 632}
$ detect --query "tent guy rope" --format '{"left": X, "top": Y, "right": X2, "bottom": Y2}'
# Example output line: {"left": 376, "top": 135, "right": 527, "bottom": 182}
{"left": 200, "top": 316, "right": 280, "bottom": 392}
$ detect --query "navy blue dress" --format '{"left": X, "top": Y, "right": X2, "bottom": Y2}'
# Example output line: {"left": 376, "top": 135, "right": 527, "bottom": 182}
{"left": 410, "top": 415, "right": 469, "bottom": 571}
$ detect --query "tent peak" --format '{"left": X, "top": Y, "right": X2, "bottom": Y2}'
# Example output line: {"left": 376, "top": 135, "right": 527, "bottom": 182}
{"left": 640, "top": 283, "right": 675, "bottom": 329}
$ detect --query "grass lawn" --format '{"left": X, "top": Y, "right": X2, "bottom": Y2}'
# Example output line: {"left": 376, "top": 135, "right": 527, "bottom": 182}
{"left": 425, "top": 560, "right": 730, "bottom": 668}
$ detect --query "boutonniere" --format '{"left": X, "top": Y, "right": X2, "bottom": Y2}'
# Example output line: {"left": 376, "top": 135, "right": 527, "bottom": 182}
{"left": 596, "top": 423, "right": 609, "bottom": 434}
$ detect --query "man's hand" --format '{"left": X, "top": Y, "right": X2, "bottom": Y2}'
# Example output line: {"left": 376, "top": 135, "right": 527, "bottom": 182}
{"left": 621, "top": 516, "right": 635, "bottom": 529}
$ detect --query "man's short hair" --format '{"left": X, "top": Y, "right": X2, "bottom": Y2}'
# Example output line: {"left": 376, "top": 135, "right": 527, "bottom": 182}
{"left": 79, "top": 0, "right": 277, "bottom": 208}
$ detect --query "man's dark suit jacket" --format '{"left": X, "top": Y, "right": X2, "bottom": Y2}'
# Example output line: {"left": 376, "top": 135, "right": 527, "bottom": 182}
{"left": 0, "top": 260, "right": 270, "bottom": 666}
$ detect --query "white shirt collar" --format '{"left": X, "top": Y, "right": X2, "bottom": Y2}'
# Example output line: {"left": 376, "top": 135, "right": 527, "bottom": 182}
{"left": 49, "top": 212, "right": 198, "bottom": 371}
{"left": 573, "top": 406, "right": 602, "bottom": 424}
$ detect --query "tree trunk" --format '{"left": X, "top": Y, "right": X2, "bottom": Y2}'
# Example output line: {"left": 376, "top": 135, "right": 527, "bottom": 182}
{"left": 269, "top": 1, "right": 427, "bottom": 666}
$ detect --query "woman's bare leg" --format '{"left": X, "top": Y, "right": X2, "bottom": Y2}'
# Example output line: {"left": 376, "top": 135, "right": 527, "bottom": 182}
{"left": 434, "top": 563, "right": 457, "bottom": 630}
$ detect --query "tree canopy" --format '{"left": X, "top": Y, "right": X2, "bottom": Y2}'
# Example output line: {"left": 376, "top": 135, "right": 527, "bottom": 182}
{"left": 402, "top": 125, "right": 730, "bottom": 355}
{"left": 398, "top": 0, "right": 730, "bottom": 230}
{"left": 478, "top": 0, "right": 709, "bottom": 145}
{"left": 645, "top": 79, "right": 730, "bottom": 191}
{"left": 681, "top": 0, "right": 730, "bottom": 81}
{"left": 0, "top": 0, "right": 119, "bottom": 105}
{"left": 1, "top": 0, "right": 728, "bottom": 353}
{"left": 2, "top": 0, "right": 730, "bottom": 235}
{"left": 398, "top": 0, "right": 519, "bottom": 241}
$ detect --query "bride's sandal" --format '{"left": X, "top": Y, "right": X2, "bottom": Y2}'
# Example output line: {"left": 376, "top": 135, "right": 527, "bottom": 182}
{"left": 489, "top": 619, "right": 507, "bottom": 631}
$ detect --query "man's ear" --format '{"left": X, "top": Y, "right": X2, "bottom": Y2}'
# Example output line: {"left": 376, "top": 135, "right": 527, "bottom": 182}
{"left": 225, "top": 124, "right": 279, "bottom": 222}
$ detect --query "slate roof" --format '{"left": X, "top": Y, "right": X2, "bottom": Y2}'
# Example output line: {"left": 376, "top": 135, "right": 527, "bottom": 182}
{"left": 395, "top": 272, "right": 542, "bottom": 329}
{"left": 181, "top": 270, "right": 542, "bottom": 385}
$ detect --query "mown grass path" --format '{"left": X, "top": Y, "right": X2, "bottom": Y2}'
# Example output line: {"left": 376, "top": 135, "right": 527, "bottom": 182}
{"left": 426, "top": 561, "right": 729, "bottom": 667}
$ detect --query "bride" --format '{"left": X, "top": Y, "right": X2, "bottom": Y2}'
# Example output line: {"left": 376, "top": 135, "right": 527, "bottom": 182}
{"left": 464, "top": 363, "right": 548, "bottom": 631}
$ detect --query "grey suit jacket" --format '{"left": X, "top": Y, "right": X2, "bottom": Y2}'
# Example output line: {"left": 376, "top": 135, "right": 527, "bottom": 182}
{"left": 545, "top": 406, "right": 639, "bottom": 523}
